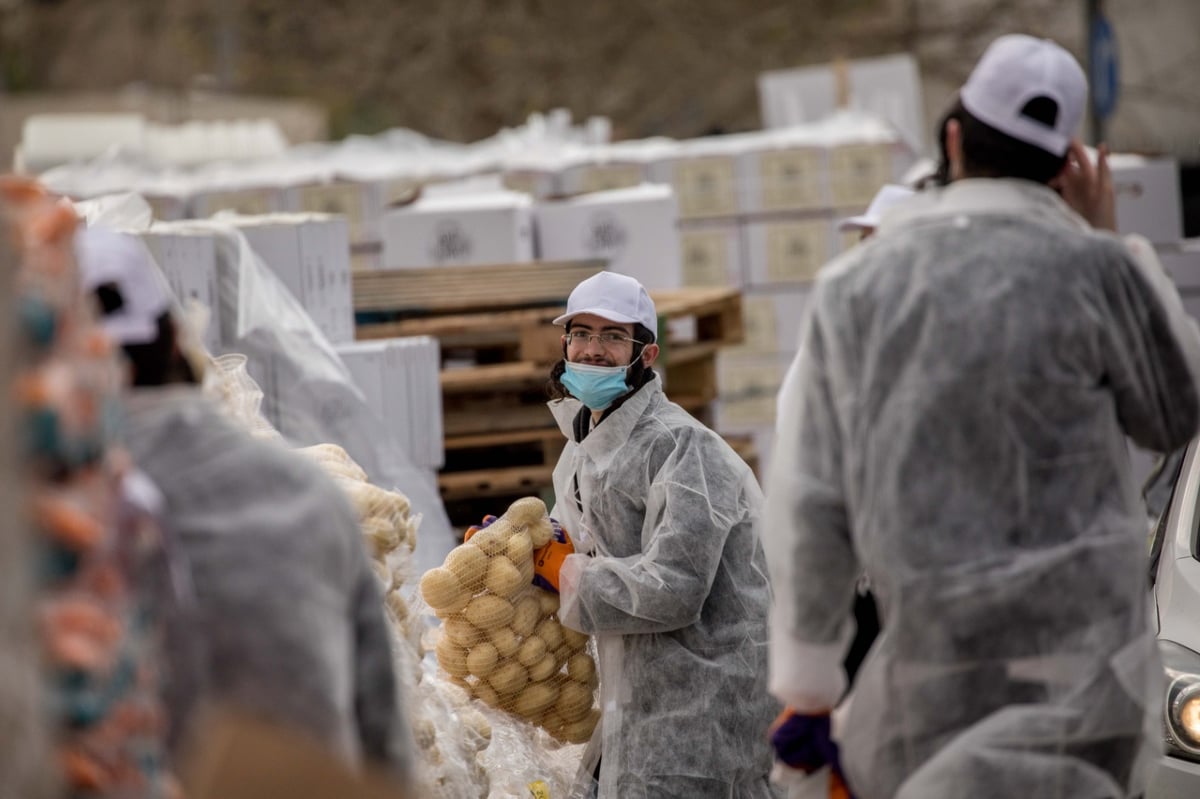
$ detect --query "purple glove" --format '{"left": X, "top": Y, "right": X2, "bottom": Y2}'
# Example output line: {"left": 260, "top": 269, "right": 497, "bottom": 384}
{"left": 770, "top": 709, "right": 840, "bottom": 773}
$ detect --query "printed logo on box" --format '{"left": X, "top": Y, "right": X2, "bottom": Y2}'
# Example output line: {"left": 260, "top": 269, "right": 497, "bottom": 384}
{"left": 830, "top": 144, "right": 892, "bottom": 207}
{"left": 429, "top": 220, "right": 473, "bottom": 264}
{"left": 582, "top": 212, "right": 628, "bottom": 256}
{"left": 681, "top": 229, "right": 731, "bottom": 287}
{"left": 766, "top": 220, "right": 828, "bottom": 283}
{"left": 676, "top": 158, "right": 738, "bottom": 218}
{"left": 760, "top": 149, "right": 824, "bottom": 211}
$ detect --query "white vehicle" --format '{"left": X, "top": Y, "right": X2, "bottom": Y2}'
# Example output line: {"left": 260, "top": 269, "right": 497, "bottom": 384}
{"left": 1148, "top": 441, "right": 1200, "bottom": 796}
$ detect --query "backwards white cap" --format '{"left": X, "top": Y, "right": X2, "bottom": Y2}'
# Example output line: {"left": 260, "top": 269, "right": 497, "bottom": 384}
{"left": 553, "top": 271, "right": 658, "bottom": 341}
{"left": 74, "top": 226, "right": 173, "bottom": 346}
{"left": 960, "top": 34, "right": 1087, "bottom": 157}
{"left": 838, "top": 184, "right": 917, "bottom": 232}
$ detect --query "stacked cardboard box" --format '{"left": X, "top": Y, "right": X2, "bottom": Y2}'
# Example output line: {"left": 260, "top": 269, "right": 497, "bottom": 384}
{"left": 138, "top": 227, "right": 223, "bottom": 354}
{"left": 228, "top": 214, "right": 355, "bottom": 345}
{"left": 334, "top": 337, "right": 444, "bottom": 469}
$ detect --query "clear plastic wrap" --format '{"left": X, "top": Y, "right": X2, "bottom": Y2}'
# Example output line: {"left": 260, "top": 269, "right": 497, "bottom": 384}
{"left": 167, "top": 218, "right": 455, "bottom": 570}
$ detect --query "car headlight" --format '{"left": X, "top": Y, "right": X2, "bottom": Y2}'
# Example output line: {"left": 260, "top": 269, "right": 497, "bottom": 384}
{"left": 1160, "top": 640, "right": 1200, "bottom": 761}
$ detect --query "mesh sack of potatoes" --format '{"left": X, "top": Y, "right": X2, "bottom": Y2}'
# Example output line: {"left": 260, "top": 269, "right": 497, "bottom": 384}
{"left": 420, "top": 497, "right": 600, "bottom": 745}
{"left": 295, "top": 442, "right": 421, "bottom": 643}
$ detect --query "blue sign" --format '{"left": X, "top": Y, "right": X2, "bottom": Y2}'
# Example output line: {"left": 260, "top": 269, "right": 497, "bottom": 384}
{"left": 1090, "top": 13, "right": 1120, "bottom": 120}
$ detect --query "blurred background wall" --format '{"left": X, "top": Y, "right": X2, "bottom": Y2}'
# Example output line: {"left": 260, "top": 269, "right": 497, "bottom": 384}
{"left": 0, "top": 0, "right": 1196, "bottom": 160}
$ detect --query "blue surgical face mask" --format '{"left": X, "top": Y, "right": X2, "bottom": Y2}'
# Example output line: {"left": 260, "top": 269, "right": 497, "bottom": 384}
{"left": 561, "top": 361, "right": 631, "bottom": 411}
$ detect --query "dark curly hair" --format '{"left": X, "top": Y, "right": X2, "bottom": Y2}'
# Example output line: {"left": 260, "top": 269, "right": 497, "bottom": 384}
{"left": 933, "top": 97, "right": 1068, "bottom": 187}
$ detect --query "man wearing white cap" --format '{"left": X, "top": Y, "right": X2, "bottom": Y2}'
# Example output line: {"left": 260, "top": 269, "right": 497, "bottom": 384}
{"left": 763, "top": 34, "right": 1200, "bottom": 798}
{"left": 538, "top": 270, "right": 779, "bottom": 797}
{"left": 74, "top": 227, "right": 413, "bottom": 782}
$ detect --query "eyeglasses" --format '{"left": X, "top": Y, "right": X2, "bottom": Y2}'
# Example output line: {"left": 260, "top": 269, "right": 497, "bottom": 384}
{"left": 565, "top": 330, "right": 639, "bottom": 349}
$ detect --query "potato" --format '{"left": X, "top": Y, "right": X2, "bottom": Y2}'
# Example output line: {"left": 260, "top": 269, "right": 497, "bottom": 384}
{"left": 363, "top": 517, "right": 400, "bottom": 558}
{"left": 435, "top": 635, "right": 470, "bottom": 678}
{"left": 535, "top": 618, "right": 564, "bottom": 651}
{"left": 528, "top": 518, "right": 554, "bottom": 548}
{"left": 464, "top": 595, "right": 515, "bottom": 630}
{"left": 559, "top": 707, "right": 600, "bottom": 744}
{"left": 514, "top": 681, "right": 559, "bottom": 719}
{"left": 562, "top": 626, "right": 589, "bottom": 652}
{"left": 506, "top": 496, "right": 547, "bottom": 526}
{"left": 468, "top": 521, "right": 511, "bottom": 556}
{"left": 528, "top": 652, "right": 559, "bottom": 682}
{"left": 460, "top": 706, "right": 492, "bottom": 743}
{"left": 472, "top": 679, "right": 501, "bottom": 709}
{"left": 488, "top": 661, "right": 529, "bottom": 697}
{"left": 444, "top": 545, "right": 489, "bottom": 590}
{"left": 505, "top": 532, "right": 533, "bottom": 567}
{"left": 541, "top": 709, "right": 567, "bottom": 735}
{"left": 511, "top": 596, "right": 541, "bottom": 638}
{"left": 568, "top": 652, "right": 596, "bottom": 685}
{"left": 386, "top": 590, "right": 408, "bottom": 622}
{"left": 485, "top": 556, "right": 526, "bottom": 598}
{"left": 554, "top": 645, "right": 572, "bottom": 668}
{"left": 491, "top": 627, "right": 521, "bottom": 659}
{"left": 517, "top": 635, "right": 548, "bottom": 668}
{"left": 518, "top": 555, "right": 535, "bottom": 585}
{"left": 443, "top": 616, "right": 484, "bottom": 648}
{"left": 556, "top": 680, "right": 594, "bottom": 722}
{"left": 370, "top": 560, "right": 392, "bottom": 591}
{"left": 536, "top": 590, "right": 560, "bottom": 616}
{"left": 420, "top": 568, "right": 466, "bottom": 612}
{"left": 467, "top": 642, "right": 499, "bottom": 678}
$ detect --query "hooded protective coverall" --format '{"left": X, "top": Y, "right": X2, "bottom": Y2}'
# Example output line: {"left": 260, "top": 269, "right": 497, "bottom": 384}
{"left": 121, "top": 387, "right": 412, "bottom": 777}
{"left": 764, "top": 179, "right": 1200, "bottom": 799}
{"left": 550, "top": 377, "right": 779, "bottom": 799}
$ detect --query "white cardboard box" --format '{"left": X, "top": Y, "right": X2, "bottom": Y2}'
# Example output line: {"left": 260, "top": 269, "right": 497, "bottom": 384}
{"left": 285, "top": 181, "right": 380, "bottom": 245}
{"left": 714, "top": 350, "right": 793, "bottom": 430}
{"left": 649, "top": 154, "right": 741, "bottom": 219}
{"left": 233, "top": 214, "right": 355, "bottom": 345}
{"left": 558, "top": 161, "right": 648, "bottom": 196}
{"left": 536, "top": 184, "right": 682, "bottom": 290}
{"left": 743, "top": 214, "right": 835, "bottom": 286}
{"left": 738, "top": 145, "right": 830, "bottom": 214}
{"left": 1110, "top": 156, "right": 1184, "bottom": 246}
{"left": 139, "top": 228, "right": 222, "bottom": 354}
{"left": 738, "top": 285, "right": 812, "bottom": 353}
{"left": 678, "top": 221, "right": 745, "bottom": 288}
{"left": 381, "top": 192, "right": 535, "bottom": 268}
{"left": 190, "top": 186, "right": 286, "bottom": 219}
{"left": 335, "top": 336, "right": 443, "bottom": 468}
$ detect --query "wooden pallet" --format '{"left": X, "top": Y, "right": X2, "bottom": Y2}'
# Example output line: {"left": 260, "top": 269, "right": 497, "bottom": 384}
{"left": 354, "top": 260, "right": 605, "bottom": 317}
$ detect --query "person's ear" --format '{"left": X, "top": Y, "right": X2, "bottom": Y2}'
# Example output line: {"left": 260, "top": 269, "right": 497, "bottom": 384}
{"left": 641, "top": 342, "right": 660, "bottom": 368}
{"left": 946, "top": 118, "right": 965, "bottom": 181}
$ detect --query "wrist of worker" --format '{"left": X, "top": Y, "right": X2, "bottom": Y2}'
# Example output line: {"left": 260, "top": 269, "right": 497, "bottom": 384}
{"left": 555, "top": 553, "right": 587, "bottom": 630}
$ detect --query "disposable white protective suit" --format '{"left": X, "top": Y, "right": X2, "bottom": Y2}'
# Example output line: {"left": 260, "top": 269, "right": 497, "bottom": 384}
{"left": 764, "top": 178, "right": 1200, "bottom": 799}
{"left": 121, "top": 387, "right": 412, "bottom": 778}
{"left": 550, "top": 377, "right": 780, "bottom": 799}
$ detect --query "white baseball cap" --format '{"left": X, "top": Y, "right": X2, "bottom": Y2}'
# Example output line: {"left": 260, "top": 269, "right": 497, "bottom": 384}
{"left": 838, "top": 184, "right": 916, "bottom": 232}
{"left": 553, "top": 271, "right": 658, "bottom": 341}
{"left": 960, "top": 34, "right": 1086, "bottom": 157}
{"left": 74, "top": 226, "right": 174, "bottom": 346}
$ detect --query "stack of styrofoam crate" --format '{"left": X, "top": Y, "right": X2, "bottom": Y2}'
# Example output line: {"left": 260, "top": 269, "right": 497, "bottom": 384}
{"left": 225, "top": 213, "right": 355, "bottom": 345}
{"left": 137, "top": 226, "right": 223, "bottom": 355}
{"left": 334, "top": 336, "right": 444, "bottom": 470}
